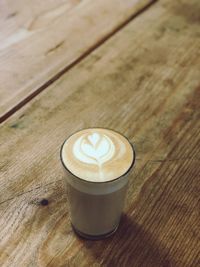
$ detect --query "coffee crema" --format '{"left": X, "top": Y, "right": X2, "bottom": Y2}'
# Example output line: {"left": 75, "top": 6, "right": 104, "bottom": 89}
{"left": 61, "top": 128, "right": 134, "bottom": 182}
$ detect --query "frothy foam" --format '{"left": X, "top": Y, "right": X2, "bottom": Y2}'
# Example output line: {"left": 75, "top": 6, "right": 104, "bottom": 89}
{"left": 73, "top": 133, "right": 115, "bottom": 165}
{"left": 61, "top": 128, "right": 134, "bottom": 182}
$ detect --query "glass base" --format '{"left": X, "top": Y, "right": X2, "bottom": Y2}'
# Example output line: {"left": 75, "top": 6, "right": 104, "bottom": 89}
{"left": 71, "top": 223, "right": 119, "bottom": 240}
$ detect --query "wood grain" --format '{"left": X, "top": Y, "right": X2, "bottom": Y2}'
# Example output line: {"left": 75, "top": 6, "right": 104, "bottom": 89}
{"left": 0, "top": 0, "right": 155, "bottom": 122}
{"left": 0, "top": 0, "right": 200, "bottom": 266}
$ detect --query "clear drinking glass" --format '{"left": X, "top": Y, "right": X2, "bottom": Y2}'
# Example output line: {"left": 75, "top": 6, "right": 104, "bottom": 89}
{"left": 60, "top": 128, "right": 135, "bottom": 240}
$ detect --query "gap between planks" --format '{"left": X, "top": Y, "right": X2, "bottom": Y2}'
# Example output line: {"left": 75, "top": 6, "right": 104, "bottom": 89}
{"left": 0, "top": 0, "right": 158, "bottom": 124}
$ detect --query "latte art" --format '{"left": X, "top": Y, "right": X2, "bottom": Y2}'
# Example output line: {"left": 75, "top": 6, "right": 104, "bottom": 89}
{"left": 61, "top": 128, "right": 134, "bottom": 182}
{"left": 73, "top": 133, "right": 115, "bottom": 166}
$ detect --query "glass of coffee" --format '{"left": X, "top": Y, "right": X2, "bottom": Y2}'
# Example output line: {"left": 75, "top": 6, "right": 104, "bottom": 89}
{"left": 60, "top": 128, "right": 135, "bottom": 240}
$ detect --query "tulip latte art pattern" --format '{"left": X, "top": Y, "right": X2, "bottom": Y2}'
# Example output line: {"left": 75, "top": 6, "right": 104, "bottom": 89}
{"left": 73, "top": 133, "right": 115, "bottom": 166}
{"left": 61, "top": 128, "right": 134, "bottom": 182}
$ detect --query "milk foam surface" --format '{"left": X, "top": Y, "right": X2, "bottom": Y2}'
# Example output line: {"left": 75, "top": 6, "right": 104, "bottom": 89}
{"left": 61, "top": 128, "right": 134, "bottom": 182}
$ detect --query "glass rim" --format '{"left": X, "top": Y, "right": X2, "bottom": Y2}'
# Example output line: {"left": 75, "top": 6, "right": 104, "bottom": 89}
{"left": 60, "top": 127, "right": 136, "bottom": 184}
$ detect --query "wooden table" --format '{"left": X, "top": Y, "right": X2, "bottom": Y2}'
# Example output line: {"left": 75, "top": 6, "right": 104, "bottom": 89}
{"left": 0, "top": 0, "right": 199, "bottom": 266}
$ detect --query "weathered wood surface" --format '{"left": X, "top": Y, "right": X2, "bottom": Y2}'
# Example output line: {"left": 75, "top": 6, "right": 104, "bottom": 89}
{"left": 0, "top": 0, "right": 200, "bottom": 266}
{"left": 0, "top": 0, "right": 155, "bottom": 122}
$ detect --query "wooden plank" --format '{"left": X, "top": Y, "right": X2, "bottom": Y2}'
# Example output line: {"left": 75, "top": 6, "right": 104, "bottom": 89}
{"left": 1, "top": 0, "right": 200, "bottom": 203}
{"left": 0, "top": 0, "right": 155, "bottom": 121}
{"left": 1, "top": 159, "right": 199, "bottom": 266}
{"left": 0, "top": 0, "right": 69, "bottom": 40}
{"left": 92, "top": 160, "right": 200, "bottom": 267}
{"left": 0, "top": 0, "right": 200, "bottom": 266}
